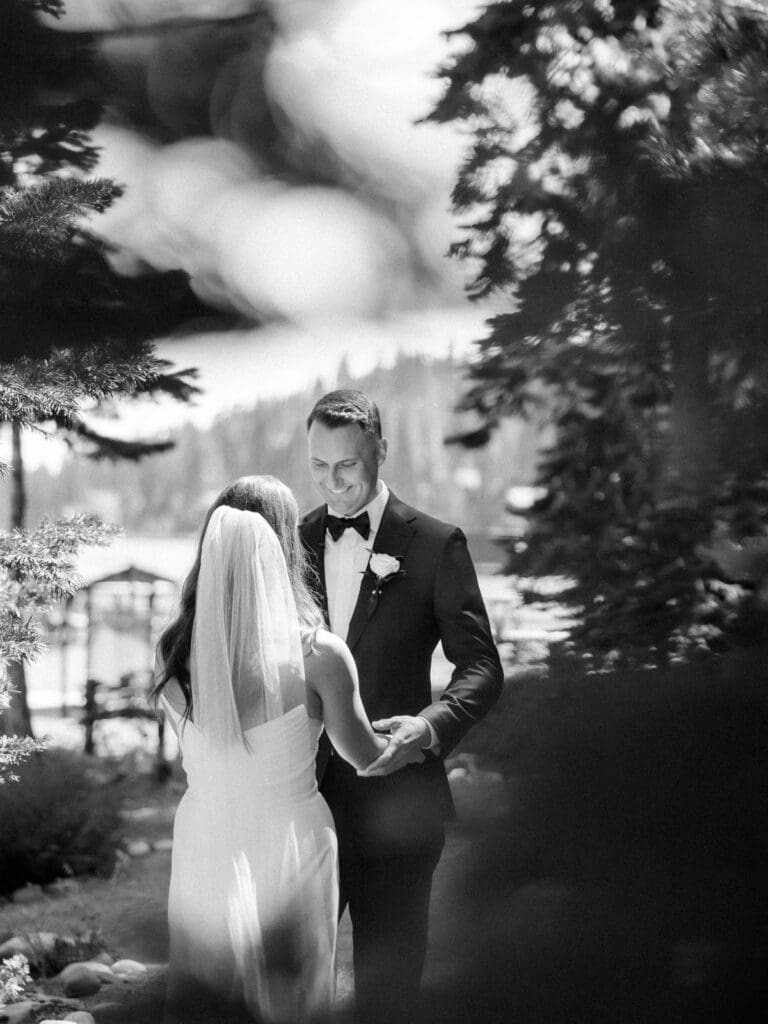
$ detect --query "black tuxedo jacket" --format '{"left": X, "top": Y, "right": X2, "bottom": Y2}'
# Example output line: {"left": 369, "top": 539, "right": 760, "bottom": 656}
{"left": 300, "top": 492, "right": 503, "bottom": 843}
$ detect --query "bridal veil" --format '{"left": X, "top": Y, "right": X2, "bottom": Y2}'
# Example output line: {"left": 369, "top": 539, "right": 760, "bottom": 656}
{"left": 165, "top": 505, "right": 337, "bottom": 1023}
{"left": 190, "top": 505, "right": 306, "bottom": 746}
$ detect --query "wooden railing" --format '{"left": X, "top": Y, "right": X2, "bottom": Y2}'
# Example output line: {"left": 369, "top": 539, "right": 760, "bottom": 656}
{"left": 82, "top": 671, "right": 167, "bottom": 776}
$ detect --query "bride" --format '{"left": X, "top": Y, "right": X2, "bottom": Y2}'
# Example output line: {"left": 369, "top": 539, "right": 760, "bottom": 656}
{"left": 153, "top": 476, "right": 386, "bottom": 1023}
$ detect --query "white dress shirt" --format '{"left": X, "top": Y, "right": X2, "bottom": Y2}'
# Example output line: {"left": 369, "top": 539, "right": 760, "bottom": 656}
{"left": 324, "top": 481, "right": 439, "bottom": 752}
{"left": 325, "top": 481, "right": 390, "bottom": 640}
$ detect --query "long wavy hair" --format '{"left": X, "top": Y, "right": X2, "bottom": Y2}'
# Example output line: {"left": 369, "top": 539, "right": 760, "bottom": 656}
{"left": 152, "top": 475, "right": 323, "bottom": 717}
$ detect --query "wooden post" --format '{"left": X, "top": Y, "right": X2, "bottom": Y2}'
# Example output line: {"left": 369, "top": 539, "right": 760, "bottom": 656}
{"left": 155, "top": 714, "right": 170, "bottom": 781}
{"left": 83, "top": 677, "right": 98, "bottom": 755}
{"left": 60, "top": 597, "right": 72, "bottom": 717}
{"left": 85, "top": 588, "right": 93, "bottom": 686}
{"left": 147, "top": 585, "right": 167, "bottom": 778}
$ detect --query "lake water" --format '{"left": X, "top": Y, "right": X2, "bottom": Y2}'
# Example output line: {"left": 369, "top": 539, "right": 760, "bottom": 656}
{"left": 25, "top": 535, "right": 571, "bottom": 756}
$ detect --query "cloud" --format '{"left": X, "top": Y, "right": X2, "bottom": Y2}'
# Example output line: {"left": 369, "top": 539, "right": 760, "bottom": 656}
{"left": 264, "top": 0, "right": 470, "bottom": 201}
{"left": 54, "top": 0, "right": 487, "bottom": 324}
{"left": 85, "top": 128, "right": 410, "bottom": 320}
{"left": 210, "top": 184, "right": 409, "bottom": 320}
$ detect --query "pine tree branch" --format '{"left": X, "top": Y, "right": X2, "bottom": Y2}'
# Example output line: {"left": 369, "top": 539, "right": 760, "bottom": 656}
{"left": 0, "top": 178, "right": 121, "bottom": 263}
{"left": 62, "top": 423, "right": 175, "bottom": 462}
{"left": 131, "top": 364, "right": 201, "bottom": 403}
{"left": 0, "top": 514, "right": 119, "bottom": 594}
{"left": 0, "top": 344, "right": 186, "bottom": 426}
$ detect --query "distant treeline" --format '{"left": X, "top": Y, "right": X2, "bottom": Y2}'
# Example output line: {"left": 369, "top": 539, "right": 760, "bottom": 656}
{"left": 8, "top": 353, "right": 544, "bottom": 536}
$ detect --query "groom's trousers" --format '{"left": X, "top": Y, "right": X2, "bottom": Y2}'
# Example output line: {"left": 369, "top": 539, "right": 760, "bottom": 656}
{"left": 322, "top": 754, "right": 446, "bottom": 1024}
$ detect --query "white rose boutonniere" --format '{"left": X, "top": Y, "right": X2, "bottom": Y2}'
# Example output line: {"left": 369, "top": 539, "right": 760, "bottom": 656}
{"left": 369, "top": 553, "right": 401, "bottom": 580}
{"left": 363, "top": 552, "right": 405, "bottom": 612}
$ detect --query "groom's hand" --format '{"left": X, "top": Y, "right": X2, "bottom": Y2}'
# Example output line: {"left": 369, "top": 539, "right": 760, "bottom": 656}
{"left": 357, "top": 716, "right": 429, "bottom": 777}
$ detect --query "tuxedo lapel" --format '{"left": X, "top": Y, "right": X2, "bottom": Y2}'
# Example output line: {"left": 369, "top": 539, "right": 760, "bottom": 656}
{"left": 300, "top": 507, "right": 330, "bottom": 624}
{"left": 345, "top": 494, "right": 416, "bottom": 652}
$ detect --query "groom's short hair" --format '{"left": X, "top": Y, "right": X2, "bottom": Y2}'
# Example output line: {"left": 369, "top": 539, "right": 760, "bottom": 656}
{"left": 307, "top": 389, "right": 382, "bottom": 439}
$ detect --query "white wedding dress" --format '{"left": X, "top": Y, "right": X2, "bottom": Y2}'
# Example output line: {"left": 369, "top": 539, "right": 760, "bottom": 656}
{"left": 163, "top": 700, "right": 337, "bottom": 1023}
{"left": 160, "top": 507, "right": 338, "bottom": 1024}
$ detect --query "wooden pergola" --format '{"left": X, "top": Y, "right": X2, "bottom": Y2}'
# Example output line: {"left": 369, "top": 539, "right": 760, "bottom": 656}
{"left": 76, "top": 563, "right": 176, "bottom": 683}
{"left": 65, "top": 564, "right": 177, "bottom": 767}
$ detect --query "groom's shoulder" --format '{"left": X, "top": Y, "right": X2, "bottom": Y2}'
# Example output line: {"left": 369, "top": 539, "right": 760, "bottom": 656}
{"left": 300, "top": 504, "right": 325, "bottom": 530}
{"left": 389, "top": 494, "right": 461, "bottom": 543}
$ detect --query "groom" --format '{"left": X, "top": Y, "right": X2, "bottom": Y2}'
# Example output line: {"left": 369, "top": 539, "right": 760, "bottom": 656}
{"left": 300, "top": 389, "right": 503, "bottom": 1023}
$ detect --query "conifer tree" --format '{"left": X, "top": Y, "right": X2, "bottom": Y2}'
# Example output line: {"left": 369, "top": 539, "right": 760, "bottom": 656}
{"left": 430, "top": 0, "right": 768, "bottom": 667}
{"left": 0, "top": 0, "right": 207, "bottom": 748}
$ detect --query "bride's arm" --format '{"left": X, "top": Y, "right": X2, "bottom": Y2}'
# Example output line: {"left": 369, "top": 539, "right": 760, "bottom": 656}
{"left": 304, "top": 630, "right": 387, "bottom": 770}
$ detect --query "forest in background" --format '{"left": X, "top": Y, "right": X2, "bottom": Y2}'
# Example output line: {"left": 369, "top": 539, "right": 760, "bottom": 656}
{"left": 4, "top": 353, "right": 545, "bottom": 537}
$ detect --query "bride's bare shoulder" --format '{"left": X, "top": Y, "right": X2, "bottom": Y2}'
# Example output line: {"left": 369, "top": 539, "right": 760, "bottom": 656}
{"left": 309, "top": 627, "right": 346, "bottom": 655}
{"left": 304, "top": 629, "right": 356, "bottom": 689}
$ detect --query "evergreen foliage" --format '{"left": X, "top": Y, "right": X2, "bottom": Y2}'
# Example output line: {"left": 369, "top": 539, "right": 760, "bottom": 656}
{"left": 431, "top": 0, "right": 768, "bottom": 667}
{"left": 0, "top": 512, "right": 118, "bottom": 769}
{"left": 0, "top": 0, "right": 206, "bottom": 747}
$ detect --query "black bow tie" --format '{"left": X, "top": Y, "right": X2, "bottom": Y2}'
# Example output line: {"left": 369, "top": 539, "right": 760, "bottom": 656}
{"left": 326, "top": 511, "right": 371, "bottom": 542}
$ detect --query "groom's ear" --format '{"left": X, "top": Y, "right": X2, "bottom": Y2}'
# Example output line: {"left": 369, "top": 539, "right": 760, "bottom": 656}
{"left": 377, "top": 438, "right": 388, "bottom": 465}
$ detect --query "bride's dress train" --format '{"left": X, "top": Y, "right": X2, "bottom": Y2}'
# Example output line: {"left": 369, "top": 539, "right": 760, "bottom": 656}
{"left": 163, "top": 702, "right": 338, "bottom": 1023}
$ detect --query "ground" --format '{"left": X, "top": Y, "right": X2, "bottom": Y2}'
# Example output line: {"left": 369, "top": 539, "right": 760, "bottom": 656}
{"left": 3, "top": 649, "right": 767, "bottom": 1023}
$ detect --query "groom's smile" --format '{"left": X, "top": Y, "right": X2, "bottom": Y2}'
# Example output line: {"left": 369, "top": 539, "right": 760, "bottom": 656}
{"left": 308, "top": 421, "right": 387, "bottom": 516}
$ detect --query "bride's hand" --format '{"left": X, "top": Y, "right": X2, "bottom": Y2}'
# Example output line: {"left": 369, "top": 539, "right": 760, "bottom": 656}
{"left": 357, "top": 716, "right": 429, "bottom": 777}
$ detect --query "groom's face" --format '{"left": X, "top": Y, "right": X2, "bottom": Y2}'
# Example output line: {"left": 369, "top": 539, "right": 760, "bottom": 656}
{"left": 308, "top": 421, "right": 386, "bottom": 516}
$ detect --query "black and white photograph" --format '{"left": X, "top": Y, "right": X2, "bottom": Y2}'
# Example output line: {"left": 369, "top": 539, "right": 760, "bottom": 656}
{"left": 1, "top": 2, "right": 767, "bottom": 1022}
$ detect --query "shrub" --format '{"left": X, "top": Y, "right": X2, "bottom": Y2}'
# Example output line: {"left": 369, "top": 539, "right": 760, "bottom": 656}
{"left": 0, "top": 953, "right": 30, "bottom": 1004}
{"left": 0, "top": 748, "right": 123, "bottom": 896}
